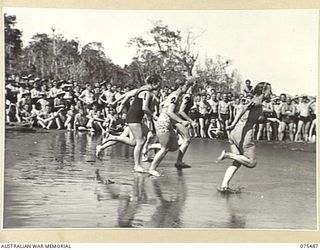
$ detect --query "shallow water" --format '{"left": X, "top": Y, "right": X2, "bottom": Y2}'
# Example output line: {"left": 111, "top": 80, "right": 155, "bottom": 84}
{"left": 4, "top": 130, "right": 317, "bottom": 229}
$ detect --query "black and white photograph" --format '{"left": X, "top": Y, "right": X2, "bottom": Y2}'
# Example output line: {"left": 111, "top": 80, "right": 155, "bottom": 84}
{"left": 3, "top": 8, "right": 318, "bottom": 230}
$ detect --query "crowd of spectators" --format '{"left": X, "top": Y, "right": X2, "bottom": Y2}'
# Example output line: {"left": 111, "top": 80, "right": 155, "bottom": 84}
{"left": 5, "top": 75, "right": 317, "bottom": 142}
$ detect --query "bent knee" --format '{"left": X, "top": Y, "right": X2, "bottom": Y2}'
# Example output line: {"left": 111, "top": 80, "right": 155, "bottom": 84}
{"left": 181, "top": 137, "right": 191, "bottom": 144}
{"left": 247, "top": 159, "right": 257, "bottom": 168}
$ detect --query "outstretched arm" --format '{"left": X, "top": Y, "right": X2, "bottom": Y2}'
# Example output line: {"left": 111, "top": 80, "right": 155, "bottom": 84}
{"left": 179, "top": 95, "right": 197, "bottom": 127}
{"left": 227, "top": 102, "right": 251, "bottom": 130}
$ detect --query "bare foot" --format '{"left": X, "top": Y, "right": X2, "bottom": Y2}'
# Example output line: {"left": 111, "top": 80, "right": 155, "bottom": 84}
{"left": 216, "top": 150, "right": 226, "bottom": 162}
{"left": 148, "top": 169, "right": 161, "bottom": 177}
{"left": 175, "top": 162, "right": 192, "bottom": 169}
{"left": 96, "top": 145, "right": 102, "bottom": 157}
{"left": 134, "top": 166, "right": 147, "bottom": 173}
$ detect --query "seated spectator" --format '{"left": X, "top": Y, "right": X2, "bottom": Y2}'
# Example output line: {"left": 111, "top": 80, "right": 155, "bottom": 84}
{"left": 74, "top": 108, "right": 89, "bottom": 131}
{"left": 207, "top": 118, "right": 223, "bottom": 139}
{"left": 64, "top": 104, "right": 77, "bottom": 130}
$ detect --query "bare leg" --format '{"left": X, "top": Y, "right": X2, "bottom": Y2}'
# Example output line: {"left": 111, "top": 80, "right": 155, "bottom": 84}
{"left": 142, "top": 131, "right": 154, "bottom": 161}
{"left": 128, "top": 123, "right": 147, "bottom": 172}
{"left": 220, "top": 144, "right": 241, "bottom": 189}
{"left": 96, "top": 126, "right": 133, "bottom": 156}
{"left": 55, "top": 117, "right": 61, "bottom": 129}
{"left": 295, "top": 120, "right": 303, "bottom": 141}
{"left": 38, "top": 120, "right": 46, "bottom": 129}
{"left": 288, "top": 123, "right": 294, "bottom": 141}
{"left": 218, "top": 140, "right": 256, "bottom": 168}
{"left": 64, "top": 116, "right": 72, "bottom": 128}
{"left": 149, "top": 147, "right": 169, "bottom": 176}
{"left": 47, "top": 120, "right": 53, "bottom": 129}
{"left": 256, "top": 124, "right": 264, "bottom": 140}
{"left": 309, "top": 120, "right": 316, "bottom": 141}
{"left": 266, "top": 122, "right": 271, "bottom": 141}
{"left": 148, "top": 129, "right": 178, "bottom": 176}
{"left": 221, "top": 165, "right": 240, "bottom": 189}
{"left": 223, "top": 152, "right": 256, "bottom": 168}
{"left": 304, "top": 121, "right": 311, "bottom": 141}
{"left": 278, "top": 122, "right": 286, "bottom": 141}
{"left": 175, "top": 123, "right": 191, "bottom": 167}
{"left": 199, "top": 118, "right": 206, "bottom": 138}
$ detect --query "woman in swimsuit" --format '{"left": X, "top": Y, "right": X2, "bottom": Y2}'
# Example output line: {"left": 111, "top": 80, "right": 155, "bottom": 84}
{"left": 148, "top": 79, "right": 191, "bottom": 177}
{"left": 216, "top": 82, "right": 272, "bottom": 192}
{"left": 96, "top": 75, "right": 161, "bottom": 173}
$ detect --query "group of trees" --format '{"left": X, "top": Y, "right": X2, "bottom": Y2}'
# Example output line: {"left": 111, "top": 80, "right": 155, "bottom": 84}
{"left": 4, "top": 14, "right": 242, "bottom": 92}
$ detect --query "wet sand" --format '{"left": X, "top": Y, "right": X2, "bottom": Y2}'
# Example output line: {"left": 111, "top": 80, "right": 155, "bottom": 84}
{"left": 4, "top": 130, "right": 317, "bottom": 229}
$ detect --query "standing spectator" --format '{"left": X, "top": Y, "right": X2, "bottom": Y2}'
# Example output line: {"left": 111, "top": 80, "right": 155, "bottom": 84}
{"left": 99, "top": 83, "right": 115, "bottom": 107}
{"left": 218, "top": 93, "right": 232, "bottom": 136}
{"left": 243, "top": 79, "right": 254, "bottom": 96}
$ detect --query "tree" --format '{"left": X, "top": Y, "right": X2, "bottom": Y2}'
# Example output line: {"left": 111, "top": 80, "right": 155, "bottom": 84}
{"left": 128, "top": 21, "right": 199, "bottom": 86}
{"left": 195, "top": 55, "right": 242, "bottom": 94}
{"left": 4, "top": 14, "right": 23, "bottom": 73}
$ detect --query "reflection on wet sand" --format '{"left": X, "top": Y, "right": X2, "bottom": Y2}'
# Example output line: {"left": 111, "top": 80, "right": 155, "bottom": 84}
{"left": 4, "top": 130, "right": 317, "bottom": 229}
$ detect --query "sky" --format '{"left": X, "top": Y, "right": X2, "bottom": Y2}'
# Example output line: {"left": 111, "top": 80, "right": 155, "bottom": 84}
{"left": 3, "top": 8, "right": 319, "bottom": 95}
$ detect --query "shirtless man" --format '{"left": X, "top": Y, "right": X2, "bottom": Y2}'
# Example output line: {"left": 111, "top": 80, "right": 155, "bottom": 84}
{"left": 79, "top": 84, "right": 96, "bottom": 112}
{"left": 218, "top": 93, "right": 232, "bottom": 136}
{"left": 99, "top": 83, "right": 115, "bottom": 107}
{"left": 295, "top": 96, "right": 316, "bottom": 141}
{"left": 208, "top": 93, "right": 219, "bottom": 120}
{"left": 256, "top": 97, "right": 274, "bottom": 141}
{"left": 308, "top": 101, "right": 316, "bottom": 142}
{"left": 279, "top": 97, "right": 296, "bottom": 141}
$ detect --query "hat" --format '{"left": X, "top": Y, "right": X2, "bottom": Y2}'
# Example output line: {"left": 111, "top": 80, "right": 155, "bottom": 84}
{"left": 58, "top": 80, "right": 65, "bottom": 84}
{"left": 40, "top": 92, "right": 47, "bottom": 96}
{"left": 27, "top": 74, "right": 33, "bottom": 79}
{"left": 22, "top": 76, "right": 28, "bottom": 80}
{"left": 34, "top": 77, "right": 41, "bottom": 82}
{"left": 56, "top": 89, "right": 65, "bottom": 96}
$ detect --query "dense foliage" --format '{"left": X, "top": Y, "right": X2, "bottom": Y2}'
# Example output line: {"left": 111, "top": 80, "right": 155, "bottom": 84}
{"left": 5, "top": 15, "right": 242, "bottom": 92}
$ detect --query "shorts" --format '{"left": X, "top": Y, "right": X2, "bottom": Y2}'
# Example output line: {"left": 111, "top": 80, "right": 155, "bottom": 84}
{"left": 282, "top": 115, "right": 295, "bottom": 124}
{"left": 211, "top": 112, "right": 218, "bottom": 119}
{"left": 299, "top": 116, "right": 311, "bottom": 123}
{"left": 199, "top": 113, "right": 210, "bottom": 120}
{"left": 83, "top": 103, "right": 93, "bottom": 110}
{"left": 189, "top": 110, "right": 200, "bottom": 120}
{"left": 220, "top": 113, "right": 230, "bottom": 121}
{"left": 263, "top": 112, "right": 274, "bottom": 118}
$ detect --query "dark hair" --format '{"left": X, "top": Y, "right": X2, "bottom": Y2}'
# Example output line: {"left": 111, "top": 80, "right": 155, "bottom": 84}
{"left": 252, "top": 82, "right": 270, "bottom": 96}
{"left": 174, "top": 77, "right": 194, "bottom": 89}
{"left": 146, "top": 74, "right": 162, "bottom": 85}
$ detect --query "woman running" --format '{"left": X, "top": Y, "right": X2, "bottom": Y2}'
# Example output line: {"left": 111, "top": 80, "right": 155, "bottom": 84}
{"left": 216, "top": 82, "right": 272, "bottom": 192}
{"left": 96, "top": 75, "right": 161, "bottom": 173}
{"left": 174, "top": 82, "right": 198, "bottom": 168}
{"left": 148, "top": 79, "right": 191, "bottom": 177}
